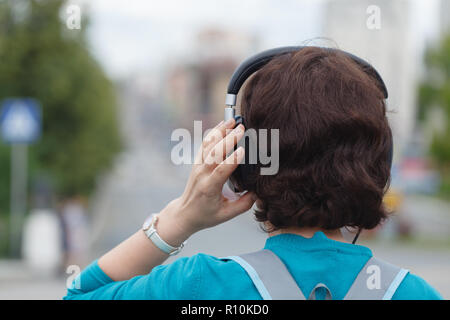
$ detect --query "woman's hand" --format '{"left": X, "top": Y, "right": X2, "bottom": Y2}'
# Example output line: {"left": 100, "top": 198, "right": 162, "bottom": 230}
{"left": 156, "top": 118, "right": 256, "bottom": 246}
{"left": 97, "top": 119, "right": 256, "bottom": 281}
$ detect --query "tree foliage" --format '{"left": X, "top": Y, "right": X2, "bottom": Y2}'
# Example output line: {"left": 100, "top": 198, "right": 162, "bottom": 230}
{"left": 419, "top": 33, "right": 450, "bottom": 166}
{"left": 0, "top": 0, "right": 121, "bottom": 213}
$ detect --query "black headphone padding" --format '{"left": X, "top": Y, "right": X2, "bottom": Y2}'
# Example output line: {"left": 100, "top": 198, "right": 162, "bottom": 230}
{"left": 227, "top": 46, "right": 388, "bottom": 99}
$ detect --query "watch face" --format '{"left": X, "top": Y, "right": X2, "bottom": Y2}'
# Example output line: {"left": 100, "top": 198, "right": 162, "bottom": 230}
{"left": 142, "top": 215, "right": 154, "bottom": 231}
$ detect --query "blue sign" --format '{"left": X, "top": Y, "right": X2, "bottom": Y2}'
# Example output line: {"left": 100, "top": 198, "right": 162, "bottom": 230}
{"left": 0, "top": 98, "right": 41, "bottom": 144}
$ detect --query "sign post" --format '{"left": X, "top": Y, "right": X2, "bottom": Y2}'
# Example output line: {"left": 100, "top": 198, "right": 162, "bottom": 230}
{"left": 0, "top": 99, "right": 41, "bottom": 257}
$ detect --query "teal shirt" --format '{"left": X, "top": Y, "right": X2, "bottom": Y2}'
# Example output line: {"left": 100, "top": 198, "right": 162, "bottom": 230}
{"left": 64, "top": 232, "right": 442, "bottom": 300}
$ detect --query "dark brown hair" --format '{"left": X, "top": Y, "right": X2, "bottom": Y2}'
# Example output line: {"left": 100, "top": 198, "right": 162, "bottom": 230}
{"left": 232, "top": 47, "right": 392, "bottom": 231}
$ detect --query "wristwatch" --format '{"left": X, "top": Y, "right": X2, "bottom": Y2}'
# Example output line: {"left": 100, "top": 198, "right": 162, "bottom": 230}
{"left": 142, "top": 214, "right": 186, "bottom": 256}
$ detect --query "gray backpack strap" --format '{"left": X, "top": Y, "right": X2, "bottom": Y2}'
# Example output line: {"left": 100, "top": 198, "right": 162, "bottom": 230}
{"left": 224, "top": 249, "right": 306, "bottom": 300}
{"left": 344, "top": 256, "right": 409, "bottom": 300}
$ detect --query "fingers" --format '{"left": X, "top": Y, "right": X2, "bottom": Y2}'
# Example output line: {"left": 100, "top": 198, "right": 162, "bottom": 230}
{"left": 219, "top": 191, "right": 256, "bottom": 221}
{"left": 201, "top": 119, "right": 235, "bottom": 158}
{"left": 204, "top": 124, "right": 245, "bottom": 167}
{"left": 209, "top": 146, "right": 245, "bottom": 187}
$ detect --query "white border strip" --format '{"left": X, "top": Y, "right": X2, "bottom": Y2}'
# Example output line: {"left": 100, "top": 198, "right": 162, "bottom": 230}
{"left": 382, "top": 269, "right": 409, "bottom": 300}
{"left": 225, "top": 256, "right": 273, "bottom": 300}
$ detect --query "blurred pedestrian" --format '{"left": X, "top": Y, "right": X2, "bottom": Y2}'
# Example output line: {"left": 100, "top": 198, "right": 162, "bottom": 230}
{"left": 60, "top": 197, "right": 89, "bottom": 269}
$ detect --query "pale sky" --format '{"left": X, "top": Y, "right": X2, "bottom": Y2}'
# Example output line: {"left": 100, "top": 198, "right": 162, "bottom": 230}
{"left": 69, "top": 0, "right": 442, "bottom": 79}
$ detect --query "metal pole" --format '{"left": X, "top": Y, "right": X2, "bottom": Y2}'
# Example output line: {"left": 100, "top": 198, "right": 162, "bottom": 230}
{"left": 9, "top": 143, "right": 28, "bottom": 257}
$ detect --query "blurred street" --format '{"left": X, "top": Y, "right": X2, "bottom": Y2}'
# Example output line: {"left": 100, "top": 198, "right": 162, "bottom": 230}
{"left": 0, "top": 260, "right": 66, "bottom": 299}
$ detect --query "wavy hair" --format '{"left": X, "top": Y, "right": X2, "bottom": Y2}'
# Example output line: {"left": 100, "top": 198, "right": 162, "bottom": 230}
{"left": 232, "top": 47, "right": 392, "bottom": 231}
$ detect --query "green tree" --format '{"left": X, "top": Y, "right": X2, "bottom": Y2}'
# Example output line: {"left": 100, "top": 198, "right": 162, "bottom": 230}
{"left": 0, "top": 0, "right": 122, "bottom": 213}
{"left": 418, "top": 32, "right": 450, "bottom": 197}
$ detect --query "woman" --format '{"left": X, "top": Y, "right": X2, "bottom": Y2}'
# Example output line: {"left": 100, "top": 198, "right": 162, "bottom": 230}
{"left": 64, "top": 47, "right": 442, "bottom": 300}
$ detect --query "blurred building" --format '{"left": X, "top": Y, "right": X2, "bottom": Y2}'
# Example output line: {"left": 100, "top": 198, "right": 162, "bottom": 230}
{"left": 323, "top": 0, "right": 417, "bottom": 162}
{"left": 441, "top": 0, "right": 450, "bottom": 33}
{"left": 164, "top": 28, "right": 259, "bottom": 129}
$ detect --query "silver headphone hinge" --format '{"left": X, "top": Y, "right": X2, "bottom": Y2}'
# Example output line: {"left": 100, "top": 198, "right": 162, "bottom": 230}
{"left": 225, "top": 94, "right": 237, "bottom": 107}
{"left": 224, "top": 107, "right": 235, "bottom": 122}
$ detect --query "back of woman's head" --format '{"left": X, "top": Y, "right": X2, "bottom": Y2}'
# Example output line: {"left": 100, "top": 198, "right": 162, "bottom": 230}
{"left": 232, "top": 46, "right": 392, "bottom": 231}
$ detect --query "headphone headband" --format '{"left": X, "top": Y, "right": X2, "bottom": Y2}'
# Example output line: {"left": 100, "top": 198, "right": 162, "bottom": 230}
{"left": 225, "top": 46, "right": 388, "bottom": 107}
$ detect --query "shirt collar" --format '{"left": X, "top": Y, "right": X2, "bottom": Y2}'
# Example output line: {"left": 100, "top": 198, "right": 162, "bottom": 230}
{"left": 264, "top": 231, "right": 373, "bottom": 256}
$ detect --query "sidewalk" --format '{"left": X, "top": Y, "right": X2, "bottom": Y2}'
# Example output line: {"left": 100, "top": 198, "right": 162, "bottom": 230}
{"left": 0, "top": 260, "right": 66, "bottom": 300}
{"left": 401, "top": 194, "right": 450, "bottom": 239}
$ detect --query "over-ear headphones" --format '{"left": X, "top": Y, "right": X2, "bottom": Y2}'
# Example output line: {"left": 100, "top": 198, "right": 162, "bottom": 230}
{"left": 223, "top": 46, "right": 392, "bottom": 195}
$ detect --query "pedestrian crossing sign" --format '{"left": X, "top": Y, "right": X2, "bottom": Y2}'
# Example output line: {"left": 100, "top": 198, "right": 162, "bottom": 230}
{"left": 0, "top": 98, "right": 41, "bottom": 144}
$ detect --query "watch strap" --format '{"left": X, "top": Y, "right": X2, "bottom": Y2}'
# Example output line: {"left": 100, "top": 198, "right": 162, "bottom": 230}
{"left": 143, "top": 214, "right": 185, "bottom": 256}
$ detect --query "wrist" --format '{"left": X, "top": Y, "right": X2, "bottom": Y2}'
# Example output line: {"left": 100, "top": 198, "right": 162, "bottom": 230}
{"left": 155, "top": 199, "right": 196, "bottom": 247}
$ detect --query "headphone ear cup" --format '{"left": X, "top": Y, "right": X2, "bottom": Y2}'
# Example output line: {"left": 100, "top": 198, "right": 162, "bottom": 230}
{"left": 234, "top": 115, "right": 244, "bottom": 127}
{"left": 387, "top": 129, "right": 394, "bottom": 170}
